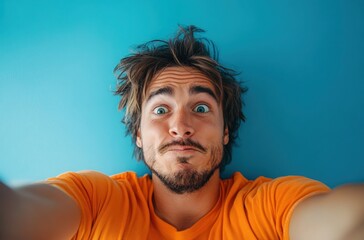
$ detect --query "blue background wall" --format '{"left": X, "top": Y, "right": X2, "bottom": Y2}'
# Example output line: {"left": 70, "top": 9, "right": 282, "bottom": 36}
{"left": 0, "top": 0, "right": 363, "bottom": 187}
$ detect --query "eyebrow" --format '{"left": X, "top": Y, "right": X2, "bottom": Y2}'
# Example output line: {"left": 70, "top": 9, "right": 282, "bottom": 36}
{"left": 189, "top": 85, "right": 218, "bottom": 101}
{"left": 146, "top": 86, "right": 174, "bottom": 103}
{"left": 146, "top": 85, "right": 218, "bottom": 103}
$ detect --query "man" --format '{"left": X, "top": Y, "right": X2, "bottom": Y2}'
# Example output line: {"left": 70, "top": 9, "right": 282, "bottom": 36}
{"left": 1, "top": 26, "right": 363, "bottom": 240}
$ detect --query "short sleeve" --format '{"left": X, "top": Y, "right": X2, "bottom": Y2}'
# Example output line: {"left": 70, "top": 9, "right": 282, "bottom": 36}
{"left": 46, "top": 171, "right": 123, "bottom": 239}
{"left": 243, "top": 176, "right": 330, "bottom": 240}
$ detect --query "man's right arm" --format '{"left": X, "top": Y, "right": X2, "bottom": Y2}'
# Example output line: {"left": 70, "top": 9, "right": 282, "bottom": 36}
{"left": 0, "top": 181, "right": 81, "bottom": 240}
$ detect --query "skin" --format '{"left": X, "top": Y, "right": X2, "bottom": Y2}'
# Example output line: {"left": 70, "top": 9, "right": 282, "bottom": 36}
{"left": 290, "top": 184, "right": 364, "bottom": 240}
{"left": 0, "top": 182, "right": 80, "bottom": 240}
{"left": 136, "top": 66, "right": 229, "bottom": 229}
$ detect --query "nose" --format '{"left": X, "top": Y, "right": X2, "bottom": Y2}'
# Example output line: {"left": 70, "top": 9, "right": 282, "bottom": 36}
{"left": 169, "top": 108, "right": 195, "bottom": 138}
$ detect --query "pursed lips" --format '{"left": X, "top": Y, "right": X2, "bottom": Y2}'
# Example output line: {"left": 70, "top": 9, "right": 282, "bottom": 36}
{"left": 161, "top": 146, "right": 208, "bottom": 156}
{"left": 158, "top": 139, "right": 207, "bottom": 154}
{"left": 166, "top": 146, "right": 200, "bottom": 152}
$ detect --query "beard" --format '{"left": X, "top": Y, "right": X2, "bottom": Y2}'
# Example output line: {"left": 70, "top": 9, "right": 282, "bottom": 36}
{"left": 143, "top": 139, "right": 223, "bottom": 194}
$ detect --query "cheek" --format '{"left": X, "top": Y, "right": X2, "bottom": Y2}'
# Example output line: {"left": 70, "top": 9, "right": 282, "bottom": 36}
{"left": 140, "top": 120, "right": 166, "bottom": 145}
{"left": 198, "top": 118, "right": 225, "bottom": 138}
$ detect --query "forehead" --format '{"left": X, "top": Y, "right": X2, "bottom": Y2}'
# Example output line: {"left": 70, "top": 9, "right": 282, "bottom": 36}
{"left": 146, "top": 66, "right": 215, "bottom": 93}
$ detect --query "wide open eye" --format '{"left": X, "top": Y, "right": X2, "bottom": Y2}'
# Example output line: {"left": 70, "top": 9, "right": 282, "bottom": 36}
{"left": 193, "top": 104, "right": 210, "bottom": 113}
{"left": 153, "top": 106, "right": 169, "bottom": 115}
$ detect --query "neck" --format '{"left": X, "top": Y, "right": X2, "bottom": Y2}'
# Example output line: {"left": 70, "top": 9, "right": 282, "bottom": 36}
{"left": 152, "top": 170, "right": 221, "bottom": 231}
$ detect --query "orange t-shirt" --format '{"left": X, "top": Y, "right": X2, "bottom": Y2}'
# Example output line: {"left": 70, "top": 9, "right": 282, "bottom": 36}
{"left": 47, "top": 171, "right": 329, "bottom": 239}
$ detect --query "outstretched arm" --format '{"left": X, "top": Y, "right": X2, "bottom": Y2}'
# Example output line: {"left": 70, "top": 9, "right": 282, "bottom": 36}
{"left": 0, "top": 181, "right": 81, "bottom": 240}
{"left": 290, "top": 183, "right": 364, "bottom": 240}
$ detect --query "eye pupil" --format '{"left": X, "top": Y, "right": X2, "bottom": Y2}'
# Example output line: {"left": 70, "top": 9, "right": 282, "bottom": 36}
{"left": 196, "top": 105, "right": 209, "bottom": 113}
{"left": 197, "top": 106, "right": 204, "bottom": 112}
{"left": 157, "top": 108, "right": 165, "bottom": 114}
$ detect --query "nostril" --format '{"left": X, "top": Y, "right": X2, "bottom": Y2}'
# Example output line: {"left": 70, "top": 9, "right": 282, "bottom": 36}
{"left": 169, "top": 129, "right": 193, "bottom": 138}
{"left": 169, "top": 117, "right": 194, "bottom": 137}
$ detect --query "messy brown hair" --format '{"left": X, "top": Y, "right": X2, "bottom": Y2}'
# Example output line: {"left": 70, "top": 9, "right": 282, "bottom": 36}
{"left": 114, "top": 25, "right": 247, "bottom": 170}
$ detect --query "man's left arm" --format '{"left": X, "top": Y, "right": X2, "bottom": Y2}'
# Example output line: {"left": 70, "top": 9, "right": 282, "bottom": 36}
{"left": 289, "top": 184, "right": 364, "bottom": 240}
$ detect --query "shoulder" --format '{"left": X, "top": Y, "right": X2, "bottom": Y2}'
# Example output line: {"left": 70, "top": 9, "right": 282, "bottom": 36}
{"left": 46, "top": 171, "right": 152, "bottom": 238}
{"left": 46, "top": 170, "right": 152, "bottom": 201}
{"left": 222, "top": 172, "right": 330, "bottom": 239}
{"left": 223, "top": 172, "right": 329, "bottom": 197}
{"left": 47, "top": 170, "right": 117, "bottom": 190}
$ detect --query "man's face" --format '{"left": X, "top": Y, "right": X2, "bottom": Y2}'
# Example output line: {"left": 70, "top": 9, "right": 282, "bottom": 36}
{"left": 136, "top": 66, "right": 229, "bottom": 194}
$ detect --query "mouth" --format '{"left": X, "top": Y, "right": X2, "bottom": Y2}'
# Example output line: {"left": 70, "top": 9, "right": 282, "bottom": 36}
{"left": 164, "top": 146, "right": 203, "bottom": 155}
{"left": 159, "top": 139, "right": 207, "bottom": 154}
{"left": 167, "top": 146, "right": 199, "bottom": 152}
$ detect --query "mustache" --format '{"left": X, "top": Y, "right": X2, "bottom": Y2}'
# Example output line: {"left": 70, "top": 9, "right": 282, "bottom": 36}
{"left": 158, "top": 138, "right": 207, "bottom": 154}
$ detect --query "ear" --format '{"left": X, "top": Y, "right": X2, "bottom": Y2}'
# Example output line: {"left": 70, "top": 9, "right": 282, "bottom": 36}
{"left": 136, "top": 129, "right": 142, "bottom": 148}
{"left": 223, "top": 127, "right": 229, "bottom": 145}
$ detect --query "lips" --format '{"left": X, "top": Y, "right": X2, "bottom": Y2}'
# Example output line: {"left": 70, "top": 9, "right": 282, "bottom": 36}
{"left": 166, "top": 146, "right": 198, "bottom": 152}
{"left": 158, "top": 139, "right": 207, "bottom": 154}
{"left": 160, "top": 145, "right": 205, "bottom": 155}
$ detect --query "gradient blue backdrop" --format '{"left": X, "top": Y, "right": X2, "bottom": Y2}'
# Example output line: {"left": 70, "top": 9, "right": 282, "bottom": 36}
{"left": 1, "top": 0, "right": 363, "bottom": 187}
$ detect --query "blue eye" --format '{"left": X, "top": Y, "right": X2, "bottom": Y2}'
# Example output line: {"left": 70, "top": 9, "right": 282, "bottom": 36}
{"left": 194, "top": 104, "right": 210, "bottom": 113}
{"left": 153, "top": 106, "right": 169, "bottom": 115}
